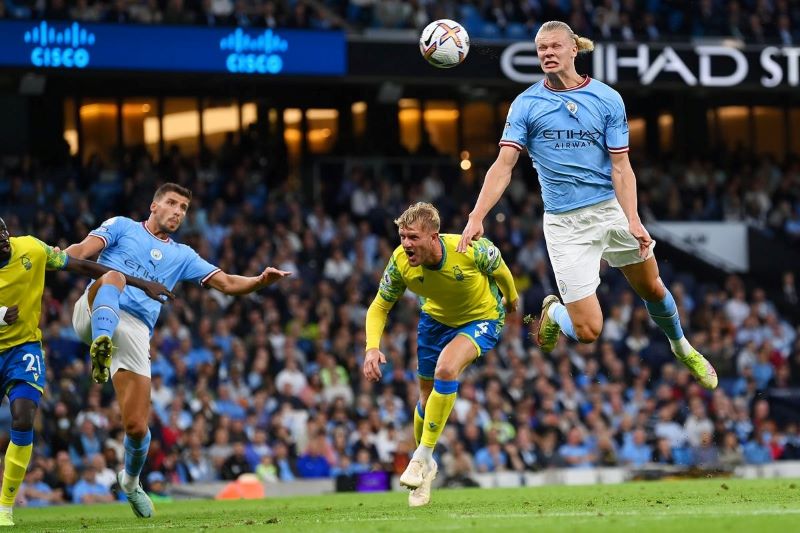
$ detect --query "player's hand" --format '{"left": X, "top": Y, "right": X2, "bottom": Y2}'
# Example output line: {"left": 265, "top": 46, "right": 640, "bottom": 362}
{"left": 258, "top": 267, "right": 292, "bottom": 287}
{"left": 629, "top": 219, "right": 654, "bottom": 259}
{"left": 503, "top": 297, "right": 519, "bottom": 314}
{"left": 0, "top": 305, "right": 19, "bottom": 326}
{"left": 457, "top": 215, "right": 485, "bottom": 253}
{"left": 363, "top": 348, "right": 386, "bottom": 382}
{"left": 141, "top": 281, "right": 176, "bottom": 303}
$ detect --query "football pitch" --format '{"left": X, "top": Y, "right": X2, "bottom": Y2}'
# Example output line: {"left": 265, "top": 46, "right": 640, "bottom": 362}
{"left": 13, "top": 478, "right": 800, "bottom": 532}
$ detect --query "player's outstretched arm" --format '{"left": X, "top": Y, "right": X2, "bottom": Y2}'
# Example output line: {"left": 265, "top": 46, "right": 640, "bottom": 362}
{"left": 610, "top": 151, "right": 653, "bottom": 258}
{"left": 41, "top": 238, "right": 175, "bottom": 302}
{"left": 65, "top": 256, "right": 176, "bottom": 302}
{"left": 458, "top": 145, "right": 520, "bottom": 252}
{"left": 204, "top": 266, "right": 292, "bottom": 296}
{"left": 64, "top": 234, "right": 106, "bottom": 260}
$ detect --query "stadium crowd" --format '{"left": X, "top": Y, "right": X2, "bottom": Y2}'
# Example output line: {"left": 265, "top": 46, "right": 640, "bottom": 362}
{"left": 2, "top": 0, "right": 800, "bottom": 42}
{"left": 0, "top": 130, "right": 798, "bottom": 506}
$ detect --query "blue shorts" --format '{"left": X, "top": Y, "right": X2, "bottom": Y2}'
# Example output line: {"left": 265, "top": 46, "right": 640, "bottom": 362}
{"left": 0, "top": 342, "right": 46, "bottom": 395}
{"left": 416, "top": 313, "right": 502, "bottom": 380}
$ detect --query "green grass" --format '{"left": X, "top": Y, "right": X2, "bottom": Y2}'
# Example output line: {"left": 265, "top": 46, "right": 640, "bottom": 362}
{"left": 12, "top": 478, "right": 800, "bottom": 532}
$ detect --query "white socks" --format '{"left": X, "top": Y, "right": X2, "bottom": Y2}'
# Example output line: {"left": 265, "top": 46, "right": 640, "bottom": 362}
{"left": 669, "top": 336, "right": 693, "bottom": 358}
{"left": 412, "top": 444, "right": 434, "bottom": 465}
{"left": 121, "top": 471, "right": 139, "bottom": 493}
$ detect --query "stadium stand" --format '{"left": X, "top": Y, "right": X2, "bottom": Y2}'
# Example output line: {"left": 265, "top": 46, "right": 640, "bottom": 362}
{"left": 4, "top": 0, "right": 800, "bottom": 41}
{"left": 0, "top": 124, "right": 798, "bottom": 503}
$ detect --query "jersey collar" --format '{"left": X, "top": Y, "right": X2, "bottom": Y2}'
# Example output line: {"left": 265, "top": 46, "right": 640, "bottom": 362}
{"left": 141, "top": 221, "right": 171, "bottom": 243}
{"left": 423, "top": 237, "right": 446, "bottom": 271}
{"left": 544, "top": 75, "right": 591, "bottom": 92}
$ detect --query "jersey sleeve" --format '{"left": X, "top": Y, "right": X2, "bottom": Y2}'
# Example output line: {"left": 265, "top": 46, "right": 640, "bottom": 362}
{"left": 181, "top": 249, "right": 221, "bottom": 286}
{"left": 32, "top": 237, "right": 69, "bottom": 270}
{"left": 89, "top": 216, "right": 127, "bottom": 249}
{"left": 472, "top": 238, "right": 502, "bottom": 275}
{"left": 499, "top": 95, "right": 528, "bottom": 152}
{"left": 377, "top": 256, "right": 406, "bottom": 303}
{"left": 605, "top": 91, "right": 630, "bottom": 154}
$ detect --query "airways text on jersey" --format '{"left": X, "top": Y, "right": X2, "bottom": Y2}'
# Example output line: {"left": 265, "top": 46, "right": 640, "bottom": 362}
{"left": 542, "top": 128, "right": 603, "bottom": 149}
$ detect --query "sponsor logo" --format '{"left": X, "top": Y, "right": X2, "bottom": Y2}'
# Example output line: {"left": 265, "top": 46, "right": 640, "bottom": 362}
{"left": 24, "top": 21, "right": 95, "bottom": 69}
{"left": 566, "top": 101, "right": 578, "bottom": 114}
{"left": 220, "top": 28, "right": 288, "bottom": 74}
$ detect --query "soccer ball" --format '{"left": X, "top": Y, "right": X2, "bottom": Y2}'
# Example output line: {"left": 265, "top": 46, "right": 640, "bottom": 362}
{"left": 419, "top": 19, "right": 470, "bottom": 69}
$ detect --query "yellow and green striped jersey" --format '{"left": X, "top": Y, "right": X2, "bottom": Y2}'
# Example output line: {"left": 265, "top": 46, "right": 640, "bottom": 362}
{"left": 0, "top": 236, "right": 68, "bottom": 352}
{"left": 377, "top": 234, "right": 508, "bottom": 328}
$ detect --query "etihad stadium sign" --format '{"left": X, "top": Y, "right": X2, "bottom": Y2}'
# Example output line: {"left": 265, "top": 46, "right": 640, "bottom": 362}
{"left": 501, "top": 42, "right": 800, "bottom": 88}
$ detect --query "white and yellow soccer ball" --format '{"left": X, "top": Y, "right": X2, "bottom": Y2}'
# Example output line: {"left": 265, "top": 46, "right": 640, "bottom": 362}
{"left": 419, "top": 19, "right": 470, "bottom": 69}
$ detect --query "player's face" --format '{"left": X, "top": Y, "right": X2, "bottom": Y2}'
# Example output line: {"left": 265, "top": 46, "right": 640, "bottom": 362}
{"left": 535, "top": 30, "right": 577, "bottom": 74}
{"left": 151, "top": 192, "right": 190, "bottom": 233}
{"left": 398, "top": 222, "right": 438, "bottom": 267}
{"left": 0, "top": 218, "right": 9, "bottom": 258}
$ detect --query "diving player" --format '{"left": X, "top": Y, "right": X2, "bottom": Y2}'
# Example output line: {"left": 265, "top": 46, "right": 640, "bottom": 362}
{"left": 363, "top": 202, "right": 518, "bottom": 507}
{"left": 458, "top": 20, "right": 717, "bottom": 390}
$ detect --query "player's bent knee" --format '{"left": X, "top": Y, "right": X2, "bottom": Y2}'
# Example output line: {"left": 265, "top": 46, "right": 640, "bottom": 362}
{"left": 124, "top": 420, "right": 149, "bottom": 440}
{"left": 101, "top": 270, "right": 127, "bottom": 288}
{"left": 10, "top": 399, "right": 37, "bottom": 431}
{"left": 575, "top": 322, "right": 602, "bottom": 343}
{"left": 434, "top": 364, "right": 459, "bottom": 381}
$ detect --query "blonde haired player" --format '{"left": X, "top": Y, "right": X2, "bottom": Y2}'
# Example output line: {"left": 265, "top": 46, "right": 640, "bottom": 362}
{"left": 458, "top": 21, "right": 717, "bottom": 389}
{"left": 363, "top": 202, "right": 518, "bottom": 507}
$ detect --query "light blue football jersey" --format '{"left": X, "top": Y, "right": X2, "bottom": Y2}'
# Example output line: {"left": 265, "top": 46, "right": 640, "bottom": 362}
{"left": 500, "top": 76, "right": 629, "bottom": 214}
{"left": 88, "top": 216, "right": 220, "bottom": 332}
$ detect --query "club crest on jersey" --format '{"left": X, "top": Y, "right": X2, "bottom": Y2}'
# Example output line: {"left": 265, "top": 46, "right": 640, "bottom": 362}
{"left": 20, "top": 254, "right": 32, "bottom": 271}
{"left": 559, "top": 280, "right": 567, "bottom": 295}
{"left": 453, "top": 265, "right": 464, "bottom": 281}
{"left": 566, "top": 101, "right": 578, "bottom": 114}
{"left": 150, "top": 249, "right": 163, "bottom": 261}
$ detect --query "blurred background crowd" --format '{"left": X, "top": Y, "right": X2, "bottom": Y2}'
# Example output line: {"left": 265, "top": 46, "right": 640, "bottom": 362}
{"left": 0, "top": 122, "right": 798, "bottom": 506}
{"left": 3, "top": 0, "right": 800, "bottom": 43}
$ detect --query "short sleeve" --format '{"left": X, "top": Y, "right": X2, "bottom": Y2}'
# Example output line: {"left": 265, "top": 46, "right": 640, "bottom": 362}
{"left": 33, "top": 237, "right": 68, "bottom": 270}
{"left": 605, "top": 91, "right": 629, "bottom": 154}
{"left": 89, "top": 216, "right": 126, "bottom": 249}
{"left": 499, "top": 95, "right": 528, "bottom": 152}
{"left": 473, "top": 238, "right": 502, "bottom": 275}
{"left": 377, "top": 256, "right": 406, "bottom": 303}
{"left": 181, "top": 249, "right": 220, "bottom": 286}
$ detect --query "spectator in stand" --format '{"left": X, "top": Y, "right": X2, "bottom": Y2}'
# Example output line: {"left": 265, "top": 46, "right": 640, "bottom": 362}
{"left": 71, "top": 466, "right": 115, "bottom": 505}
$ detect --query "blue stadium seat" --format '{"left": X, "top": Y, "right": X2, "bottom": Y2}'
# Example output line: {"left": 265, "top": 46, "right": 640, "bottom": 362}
{"left": 480, "top": 23, "right": 502, "bottom": 40}
{"left": 460, "top": 4, "right": 485, "bottom": 36}
{"left": 505, "top": 23, "right": 530, "bottom": 40}
{"left": 672, "top": 446, "right": 694, "bottom": 466}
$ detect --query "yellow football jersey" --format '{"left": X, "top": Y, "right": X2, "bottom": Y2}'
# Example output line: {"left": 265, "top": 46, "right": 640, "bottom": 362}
{"left": 0, "top": 236, "right": 67, "bottom": 352}
{"left": 377, "top": 234, "right": 508, "bottom": 328}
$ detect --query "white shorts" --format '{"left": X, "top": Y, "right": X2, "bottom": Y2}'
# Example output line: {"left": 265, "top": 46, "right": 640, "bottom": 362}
{"left": 543, "top": 199, "right": 655, "bottom": 304}
{"left": 72, "top": 292, "right": 152, "bottom": 378}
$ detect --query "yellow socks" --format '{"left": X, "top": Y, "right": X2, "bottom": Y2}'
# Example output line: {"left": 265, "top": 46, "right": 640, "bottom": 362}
{"left": 420, "top": 380, "right": 458, "bottom": 448}
{"left": 1, "top": 441, "right": 33, "bottom": 507}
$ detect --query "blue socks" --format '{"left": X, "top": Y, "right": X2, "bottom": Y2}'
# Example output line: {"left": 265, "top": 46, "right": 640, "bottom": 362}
{"left": 644, "top": 289, "right": 683, "bottom": 340}
{"left": 91, "top": 285, "right": 121, "bottom": 340}
{"left": 550, "top": 302, "right": 578, "bottom": 341}
{"left": 9, "top": 429, "right": 33, "bottom": 447}
{"left": 123, "top": 429, "right": 151, "bottom": 489}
